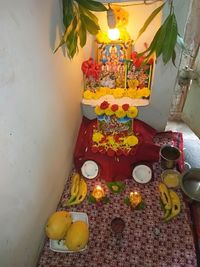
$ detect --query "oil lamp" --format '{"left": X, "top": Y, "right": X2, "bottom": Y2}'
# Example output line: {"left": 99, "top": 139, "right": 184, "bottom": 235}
{"left": 129, "top": 191, "right": 142, "bottom": 208}
{"left": 92, "top": 185, "right": 105, "bottom": 201}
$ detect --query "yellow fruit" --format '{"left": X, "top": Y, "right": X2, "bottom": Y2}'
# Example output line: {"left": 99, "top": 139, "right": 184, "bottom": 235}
{"left": 65, "top": 221, "right": 89, "bottom": 251}
{"left": 45, "top": 211, "right": 72, "bottom": 240}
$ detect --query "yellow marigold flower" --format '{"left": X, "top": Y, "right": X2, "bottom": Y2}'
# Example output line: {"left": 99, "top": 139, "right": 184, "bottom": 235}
{"left": 95, "top": 105, "right": 104, "bottom": 116}
{"left": 115, "top": 107, "right": 126, "bottom": 118}
{"left": 108, "top": 136, "right": 115, "bottom": 146}
{"left": 98, "top": 87, "right": 107, "bottom": 96}
{"left": 83, "top": 90, "right": 94, "bottom": 100}
{"left": 105, "top": 106, "right": 114, "bottom": 116}
{"left": 113, "top": 88, "right": 125, "bottom": 98}
{"left": 126, "top": 88, "right": 137, "bottom": 98}
{"left": 127, "top": 106, "right": 138, "bottom": 118}
{"left": 137, "top": 87, "right": 151, "bottom": 98}
{"left": 126, "top": 135, "right": 139, "bottom": 146}
{"left": 93, "top": 91, "right": 102, "bottom": 99}
{"left": 92, "top": 132, "right": 104, "bottom": 143}
{"left": 106, "top": 87, "right": 112, "bottom": 95}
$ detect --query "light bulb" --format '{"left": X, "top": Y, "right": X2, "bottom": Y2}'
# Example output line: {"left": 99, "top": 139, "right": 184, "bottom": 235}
{"left": 108, "top": 28, "right": 120, "bottom": 41}
{"left": 107, "top": 5, "right": 120, "bottom": 41}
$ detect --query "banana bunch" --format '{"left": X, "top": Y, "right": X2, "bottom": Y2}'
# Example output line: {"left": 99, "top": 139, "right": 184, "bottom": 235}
{"left": 62, "top": 173, "right": 87, "bottom": 207}
{"left": 159, "top": 183, "right": 181, "bottom": 221}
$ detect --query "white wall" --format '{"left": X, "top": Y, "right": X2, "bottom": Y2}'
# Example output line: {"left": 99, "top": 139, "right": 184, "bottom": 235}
{"left": 0, "top": 1, "right": 83, "bottom": 266}
{"left": 83, "top": 0, "right": 191, "bottom": 131}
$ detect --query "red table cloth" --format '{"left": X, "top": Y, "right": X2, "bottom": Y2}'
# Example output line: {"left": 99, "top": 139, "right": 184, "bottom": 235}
{"left": 37, "top": 133, "right": 197, "bottom": 267}
{"left": 73, "top": 117, "right": 184, "bottom": 182}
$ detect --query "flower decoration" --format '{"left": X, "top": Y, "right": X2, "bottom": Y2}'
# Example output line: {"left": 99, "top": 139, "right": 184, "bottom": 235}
{"left": 91, "top": 130, "right": 139, "bottom": 156}
{"left": 115, "top": 107, "right": 126, "bottom": 118}
{"left": 137, "top": 87, "right": 151, "bottom": 98}
{"left": 125, "top": 135, "right": 139, "bottom": 146}
{"left": 113, "top": 88, "right": 124, "bottom": 98}
{"left": 105, "top": 106, "right": 114, "bottom": 116}
{"left": 83, "top": 90, "right": 94, "bottom": 100}
{"left": 83, "top": 86, "right": 151, "bottom": 100}
{"left": 95, "top": 106, "right": 104, "bottom": 116}
{"left": 125, "top": 88, "right": 137, "bottom": 98}
{"left": 127, "top": 106, "right": 138, "bottom": 118}
{"left": 111, "top": 104, "right": 119, "bottom": 112}
{"left": 92, "top": 132, "right": 104, "bottom": 143}
{"left": 81, "top": 58, "right": 101, "bottom": 80}
{"left": 100, "top": 101, "right": 109, "bottom": 110}
{"left": 95, "top": 102, "right": 138, "bottom": 119}
{"left": 122, "top": 104, "right": 130, "bottom": 111}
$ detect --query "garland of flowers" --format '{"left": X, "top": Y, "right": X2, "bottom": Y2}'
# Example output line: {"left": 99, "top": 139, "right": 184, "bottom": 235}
{"left": 83, "top": 86, "right": 150, "bottom": 100}
{"left": 92, "top": 131, "right": 139, "bottom": 156}
{"left": 94, "top": 101, "right": 138, "bottom": 119}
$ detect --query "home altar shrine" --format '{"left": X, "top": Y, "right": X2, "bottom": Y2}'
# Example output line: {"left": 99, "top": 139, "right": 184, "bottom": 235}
{"left": 73, "top": 32, "right": 161, "bottom": 182}
{"left": 37, "top": 4, "right": 198, "bottom": 266}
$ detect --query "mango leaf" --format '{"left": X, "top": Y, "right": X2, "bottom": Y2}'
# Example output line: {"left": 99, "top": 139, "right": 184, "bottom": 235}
{"left": 155, "top": 15, "right": 172, "bottom": 58}
{"left": 53, "top": 36, "right": 65, "bottom": 54}
{"left": 67, "top": 30, "right": 78, "bottom": 59}
{"left": 78, "top": 19, "right": 87, "bottom": 47}
{"left": 88, "top": 194, "right": 96, "bottom": 204}
{"left": 65, "top": 18, "right": 78, "bottom": 58}
{"left": 162, "top": 13, "right": 178, "bottom": 64}
{"left": 79, "top": 5, "right": 99, "bottom": 25}
{"left": 136, "top": 2, "right": 165, "bottom": 41}
{"left": 75, "top": 0, "right": 108, "bottom": 12}
{"left": 81, "top": 13, "right": 100, "bottom": 35}
{"left": 138, "top": 25, "right": 164, "bottom": 58}
{"left": 62, "top": 0, "right": 74, "bottom": 28}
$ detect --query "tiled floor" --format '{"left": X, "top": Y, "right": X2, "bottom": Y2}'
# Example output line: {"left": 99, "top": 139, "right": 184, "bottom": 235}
{"left": 166, "top": 120, "right": 200, "bottom": 168}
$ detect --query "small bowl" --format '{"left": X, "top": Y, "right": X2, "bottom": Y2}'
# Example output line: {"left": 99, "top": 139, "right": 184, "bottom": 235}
{"left": 180, "top": 168, "right": 200, "bottom": 202}
{"left": 161, "top": 169, "right": 181, "bottom": 188}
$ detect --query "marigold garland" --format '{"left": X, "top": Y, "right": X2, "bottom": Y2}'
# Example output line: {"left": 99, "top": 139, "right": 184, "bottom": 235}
{"left": 94, "top": 101, "right": 138, "bottom": 119}
{"left": 83, "top": 86, "right": 150, "bottom": 100}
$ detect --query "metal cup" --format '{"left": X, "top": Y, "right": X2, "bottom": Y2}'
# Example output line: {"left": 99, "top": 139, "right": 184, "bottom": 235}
{"left": 160, "top": 145, "right": 181, "bottom": 169}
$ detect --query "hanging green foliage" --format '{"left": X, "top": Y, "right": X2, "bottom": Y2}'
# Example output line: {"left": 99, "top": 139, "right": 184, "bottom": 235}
{"left": 54, "top": 0, "right": 186, "bottom": 65}
{"left": 54, "top": 0, "right": 107, "bottom": 59}
{"left": 136, "top": 0, "right": 185, "bottom": 65}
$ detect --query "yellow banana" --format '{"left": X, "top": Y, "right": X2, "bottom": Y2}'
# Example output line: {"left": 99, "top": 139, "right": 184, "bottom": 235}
{"left": 66, "top": 178, "right": 87, "bottom": 206}
{"left": 164, "top": 190, "right": 181, "bottom": 222}
{"left": 159, "top": 183, "right": 172, "bottom": 211}
{"left": 70, "top": 173, "right": 80, "bottom": 198}
{"left": 62, "top": 173, "right": 80, "bottom": 207}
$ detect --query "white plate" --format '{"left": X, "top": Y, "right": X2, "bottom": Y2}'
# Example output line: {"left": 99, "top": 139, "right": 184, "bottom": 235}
{"left": 49, "top": 212, "right": 89, "bottom": 253}
{"left": 132, "top": 165, "right": 152, "bottom": 184}
{"left": 81, "top": 160, "right": 99, "bottom": 179}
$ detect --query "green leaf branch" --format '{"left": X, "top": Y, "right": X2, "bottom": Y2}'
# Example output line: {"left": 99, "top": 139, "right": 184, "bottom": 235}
{"left": 55, "top": 0, "right": 186, "bottom": 65}
{"left": 54, "top": 0, "right": 107, "bottom": 59}
{"left": 136, "top": 0, "right": 185, "bottom": 65}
